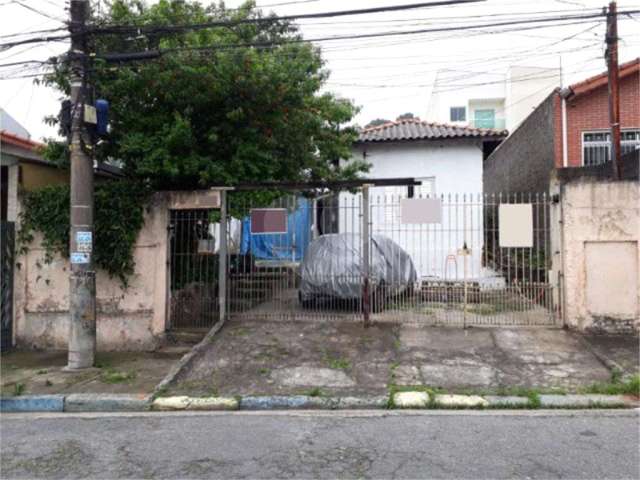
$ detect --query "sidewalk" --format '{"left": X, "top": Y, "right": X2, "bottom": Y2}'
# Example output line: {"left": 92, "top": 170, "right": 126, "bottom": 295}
{"left": 165, "top": 318, "right": 639, "bottom": 398}
{"left": 1, "top": 350, "right": 183, "bottom": 397}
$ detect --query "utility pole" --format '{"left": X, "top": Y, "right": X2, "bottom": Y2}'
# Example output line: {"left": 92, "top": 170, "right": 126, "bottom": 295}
{"left": 605, "top": 1, "right": 622, "bottom": 180}
{"left": 66, "top": 0, "right": 96, "bottom": 370}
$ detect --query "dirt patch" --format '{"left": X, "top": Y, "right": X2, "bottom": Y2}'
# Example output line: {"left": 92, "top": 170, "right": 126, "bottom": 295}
{"left": 0, "top": 350, "right": 183, "bottom": 396}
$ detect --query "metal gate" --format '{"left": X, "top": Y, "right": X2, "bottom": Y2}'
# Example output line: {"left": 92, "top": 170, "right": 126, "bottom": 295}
{"left": 168, "top": 209, "right": 219, "bottom": 329}
{"left": 220, "top": 186, "right": 557, "bottom": 326}
{"left": 1, "top": 221, "right": 15, "bottom": 351}
{"left": 222, "top": 189, "right": 558, "bottom": 327}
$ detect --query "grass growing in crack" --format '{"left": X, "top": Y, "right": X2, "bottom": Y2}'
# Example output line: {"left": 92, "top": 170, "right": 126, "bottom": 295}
{"left": 581, "top": 374, "right": 640, "bottom": 396}
{"left": 258, "top": 368, "right": 270, "bottom": 376}
{"left": 322, "top": 349, "right": 350, "bottom": 371}
{"left": 13, "top": 383, "right": 25, "bottom": 396}
{"left": 100, "top": 368, "right": 136, "bottom": 384}
{"left": 326, "top": 357, "right": 350, "bottom": 371}
{"left": 36, "top": 369, "right": 48, "bottom": 375}
{"left": 389, "top": 362, "right": 399, "bottom": 383}
{"left": 305, "top": 387, "right": 324, "bottom": 397}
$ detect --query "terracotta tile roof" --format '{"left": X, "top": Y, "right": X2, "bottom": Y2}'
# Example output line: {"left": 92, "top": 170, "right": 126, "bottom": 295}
{"left": 567, "top": 57, "right": 639, "bottom": 98}
{"left": 0, "top": 130, "right": 44, "bottom": 151}
{"left": 357, "top": 119, "right": 508, "bottom": 143}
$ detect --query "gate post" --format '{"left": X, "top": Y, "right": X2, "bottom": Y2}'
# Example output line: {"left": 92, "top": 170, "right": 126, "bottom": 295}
{"left": 218, "top": 190, "right": 228, "bottom": 325}
{"left": 362, "top": 184, "right": 372, "bottom": 327}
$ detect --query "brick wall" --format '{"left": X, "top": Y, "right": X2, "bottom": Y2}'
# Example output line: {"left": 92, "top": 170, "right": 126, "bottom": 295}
{"left": 563, "top": 71, "right": 640, "bottom": 167}
{"left": 483, "top": 91, "right": 556, "bottom": 195}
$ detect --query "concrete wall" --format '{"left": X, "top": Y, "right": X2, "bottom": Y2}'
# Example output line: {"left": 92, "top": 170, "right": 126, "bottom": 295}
{"left": 13, "top": 193, "right": 170, "bottom": 351}
{"left": 552, "top": 176, "right": 639, "bottom": 333}
{"left": 483, "top": 92, "right": 557, "bottom": 195}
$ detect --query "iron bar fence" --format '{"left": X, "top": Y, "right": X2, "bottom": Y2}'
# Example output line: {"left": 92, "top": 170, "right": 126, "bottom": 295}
{"left": 165, "top": 190, "right": 557, "bottom": 329}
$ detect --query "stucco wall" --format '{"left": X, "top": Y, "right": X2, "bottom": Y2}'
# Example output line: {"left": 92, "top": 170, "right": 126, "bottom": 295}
{"left": 13, "top": 193, "right": 170, "bottom": 351}
{"left": 554, "top": 177, "right": 639, "bottom": 333}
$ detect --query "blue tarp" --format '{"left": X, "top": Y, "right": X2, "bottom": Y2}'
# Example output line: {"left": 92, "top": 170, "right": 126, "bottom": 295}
{"left": 240, "top": 198, "right": 312, "bottom": 261}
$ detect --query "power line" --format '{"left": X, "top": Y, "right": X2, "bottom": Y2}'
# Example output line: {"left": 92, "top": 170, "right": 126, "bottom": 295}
{"left": 90, "top": 0, "right": 484, "bottom": 35}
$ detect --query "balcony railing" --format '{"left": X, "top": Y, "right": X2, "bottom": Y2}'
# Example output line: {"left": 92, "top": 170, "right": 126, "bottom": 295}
{"left": 469, "top": 118, "right": 506, "bottom": 130}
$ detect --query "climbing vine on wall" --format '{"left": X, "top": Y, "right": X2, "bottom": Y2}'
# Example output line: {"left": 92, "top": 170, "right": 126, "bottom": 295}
{"left": 18, "top": 180, "right": 151, "bottom": 286}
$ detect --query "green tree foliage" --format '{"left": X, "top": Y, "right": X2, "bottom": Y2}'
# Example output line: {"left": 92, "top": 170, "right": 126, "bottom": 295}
{"left": 396, "top": 113, "right": 416, "bottom": 121}
{"left": 44, "top": 0, "right": 368, "bottom": 190}
{"left": 365, "top": 118, "right": 391, "bottom": 128}
{"left": 18, "top": 181, "right": 150, "bottom": 286}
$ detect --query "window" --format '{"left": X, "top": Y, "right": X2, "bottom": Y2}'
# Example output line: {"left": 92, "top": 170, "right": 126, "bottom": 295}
{"left": 450, "top": 107, "right": 466, "bottom": 122}
{"left": 582, "top": 130, "right": 640, "bottom": 166}
{"left": 473, "top": 109, "right": 495, "bottom": 129}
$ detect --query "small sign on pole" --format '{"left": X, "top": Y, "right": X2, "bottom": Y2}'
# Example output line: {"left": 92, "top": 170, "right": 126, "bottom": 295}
{"left": 250, "top": 208, "right": 288, "bottom": 235}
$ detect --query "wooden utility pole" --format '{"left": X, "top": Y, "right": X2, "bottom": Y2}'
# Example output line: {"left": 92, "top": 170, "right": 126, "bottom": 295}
{"left": 606, "top": 1, "right": 622, "bottom": 180}
{"left": 66, "top": 0, "right": 96, "bottom": 370}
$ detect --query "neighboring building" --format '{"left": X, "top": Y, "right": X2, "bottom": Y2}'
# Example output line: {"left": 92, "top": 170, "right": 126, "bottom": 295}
{"left": 484, "top": 58, "right": 640, "bottom": 195}
{"left": 338, "top": 118, "right": 507, "bottom": 280}
{"left": 426, "top": 66, "right": 561, "bottom": 133}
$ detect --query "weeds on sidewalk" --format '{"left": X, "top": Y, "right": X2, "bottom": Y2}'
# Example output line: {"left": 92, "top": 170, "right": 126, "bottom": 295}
{"left": 581, "top": 374, "right": 640, "bottom": 396}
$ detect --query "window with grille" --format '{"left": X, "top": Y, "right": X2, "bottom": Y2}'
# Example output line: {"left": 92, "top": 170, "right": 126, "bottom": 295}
{"left": 583, "top": 130, "right": 640, "bottom": 166}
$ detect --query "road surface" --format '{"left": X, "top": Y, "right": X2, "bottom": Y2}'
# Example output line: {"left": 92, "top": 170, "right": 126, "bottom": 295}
{"left": 1, "top": 410, "right": 638, "bottom": 479}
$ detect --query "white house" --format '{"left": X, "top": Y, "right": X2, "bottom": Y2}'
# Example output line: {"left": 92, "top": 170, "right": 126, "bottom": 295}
{"left": 338, "top": 118, "right": 507, "bottom": 282}
{"left": 426, "top": 66, "right": 561, "bottom": 132}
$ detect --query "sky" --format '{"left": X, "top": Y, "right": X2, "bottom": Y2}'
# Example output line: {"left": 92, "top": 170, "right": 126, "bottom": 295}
{"left": 0, "top": 0, "right": 639, "bottom": 141}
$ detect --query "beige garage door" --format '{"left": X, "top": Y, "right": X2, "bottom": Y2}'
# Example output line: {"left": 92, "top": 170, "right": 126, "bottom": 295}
{"left": 585, "top": 241, "right": 639, "bottom": 318}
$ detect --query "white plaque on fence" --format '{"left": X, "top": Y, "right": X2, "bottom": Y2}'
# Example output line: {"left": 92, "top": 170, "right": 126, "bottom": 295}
{"left": 400, "top": 198, "right": 442, "bottom": 224}
{"left": 499, "top": 204, "right": 533, "bottom": 247}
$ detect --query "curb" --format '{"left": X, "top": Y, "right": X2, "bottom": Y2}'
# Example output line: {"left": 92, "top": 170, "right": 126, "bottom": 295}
{"left": 64, "top": 394, "right": 151, "bottom": 412}
{"left": 152, "top": 396, "right": 238, "bottom": 411}
{"left": 152, "top": 319, "right": 226, "bottom": 398}
{"left": 239, "top": 395, "right": 388, "bottom": 410}
{"left": 0, "top": 395, "right": 64, "bottom": 412}
{"left": 1, "top": 392, "right": 637, "bottom": 413}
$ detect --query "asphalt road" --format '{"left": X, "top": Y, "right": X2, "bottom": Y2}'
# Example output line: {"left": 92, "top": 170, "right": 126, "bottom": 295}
{"left": 1, "top": 410, "right": 638, "bottom": 479}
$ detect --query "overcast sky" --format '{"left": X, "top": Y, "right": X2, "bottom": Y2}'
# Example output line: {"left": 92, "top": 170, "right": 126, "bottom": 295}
{"left": 1, "top": 0, "right": 639, "bottom": 140}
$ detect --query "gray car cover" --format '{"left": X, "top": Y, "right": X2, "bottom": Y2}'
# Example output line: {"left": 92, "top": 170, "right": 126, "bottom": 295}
{"left": 299, "top": 233, "right": 417, "bottom": 301}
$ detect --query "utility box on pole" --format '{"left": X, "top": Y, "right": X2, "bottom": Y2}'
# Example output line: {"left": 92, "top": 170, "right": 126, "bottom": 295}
{"left": 66, "top": 0, "right": 96, "bottom": 370}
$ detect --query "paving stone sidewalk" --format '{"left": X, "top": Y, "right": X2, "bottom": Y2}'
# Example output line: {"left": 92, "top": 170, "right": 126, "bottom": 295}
{"left": 166, "top": 319, "right": 639, "bottom": 397}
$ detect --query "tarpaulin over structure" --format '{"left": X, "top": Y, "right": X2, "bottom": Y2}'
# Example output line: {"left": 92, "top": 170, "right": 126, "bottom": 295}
{"left": 240, "top": 197, "right": 312, "bottom": 261}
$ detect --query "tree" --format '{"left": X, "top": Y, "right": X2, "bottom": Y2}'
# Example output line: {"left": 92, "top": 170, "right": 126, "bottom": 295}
{"left": 44, "top": 0, "right": 368, "bottom": 190}
{"left": 396, "top": 113, "right": 416, "bottom": 121}
{"left": 364, "top": 118, "right": 391, "bottom": 128}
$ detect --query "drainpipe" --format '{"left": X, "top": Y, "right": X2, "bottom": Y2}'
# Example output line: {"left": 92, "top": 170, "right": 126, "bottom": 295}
{"left": 561, "top": 97, "right": 568, "bottom": 168}
{"left": 559, "top": 87, "right": 572, "bottom": 168}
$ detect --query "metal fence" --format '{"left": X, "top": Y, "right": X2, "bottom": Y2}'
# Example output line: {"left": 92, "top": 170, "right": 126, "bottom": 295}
{"left": 221, "top": 189, "right": 557, "bottom": 327}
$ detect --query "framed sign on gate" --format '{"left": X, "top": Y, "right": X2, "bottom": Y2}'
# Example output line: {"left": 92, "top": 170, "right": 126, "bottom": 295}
{"left": 250, "top": 208, "right": 288, "bottom": 234}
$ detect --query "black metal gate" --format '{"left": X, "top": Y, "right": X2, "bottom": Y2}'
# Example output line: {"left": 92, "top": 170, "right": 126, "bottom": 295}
{"left": 1, "top": 221, "right": 15, "bottom": 352}
{"left": 168, "top": 209, "right": 219, "bottom": 329}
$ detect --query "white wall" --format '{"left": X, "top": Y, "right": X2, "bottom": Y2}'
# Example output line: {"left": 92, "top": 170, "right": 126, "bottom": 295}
{"left": 506, "top": 66, "right": 560, "bottom": 131}
{"left": 340, "top": 140, "right": 493, "bottom": 281}
{"left": 426, "top": 70, "right": 506, "bottom": 126}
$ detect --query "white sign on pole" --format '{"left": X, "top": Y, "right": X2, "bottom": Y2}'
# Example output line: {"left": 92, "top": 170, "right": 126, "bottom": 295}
{"left": 400, "top": 198, "right": 442, "bottom": 224}
{"left": 499, "top": 204, "right": 533, "bottom": 248}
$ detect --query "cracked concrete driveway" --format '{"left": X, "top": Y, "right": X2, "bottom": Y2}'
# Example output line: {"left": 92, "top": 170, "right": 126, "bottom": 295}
{"left": 166, "top": 318, "right": 635, "bottom": 396}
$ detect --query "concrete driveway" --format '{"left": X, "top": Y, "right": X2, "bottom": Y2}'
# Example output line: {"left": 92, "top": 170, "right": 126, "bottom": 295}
{"left": 166, "top": 318, "right": 637, "bottom": 397}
